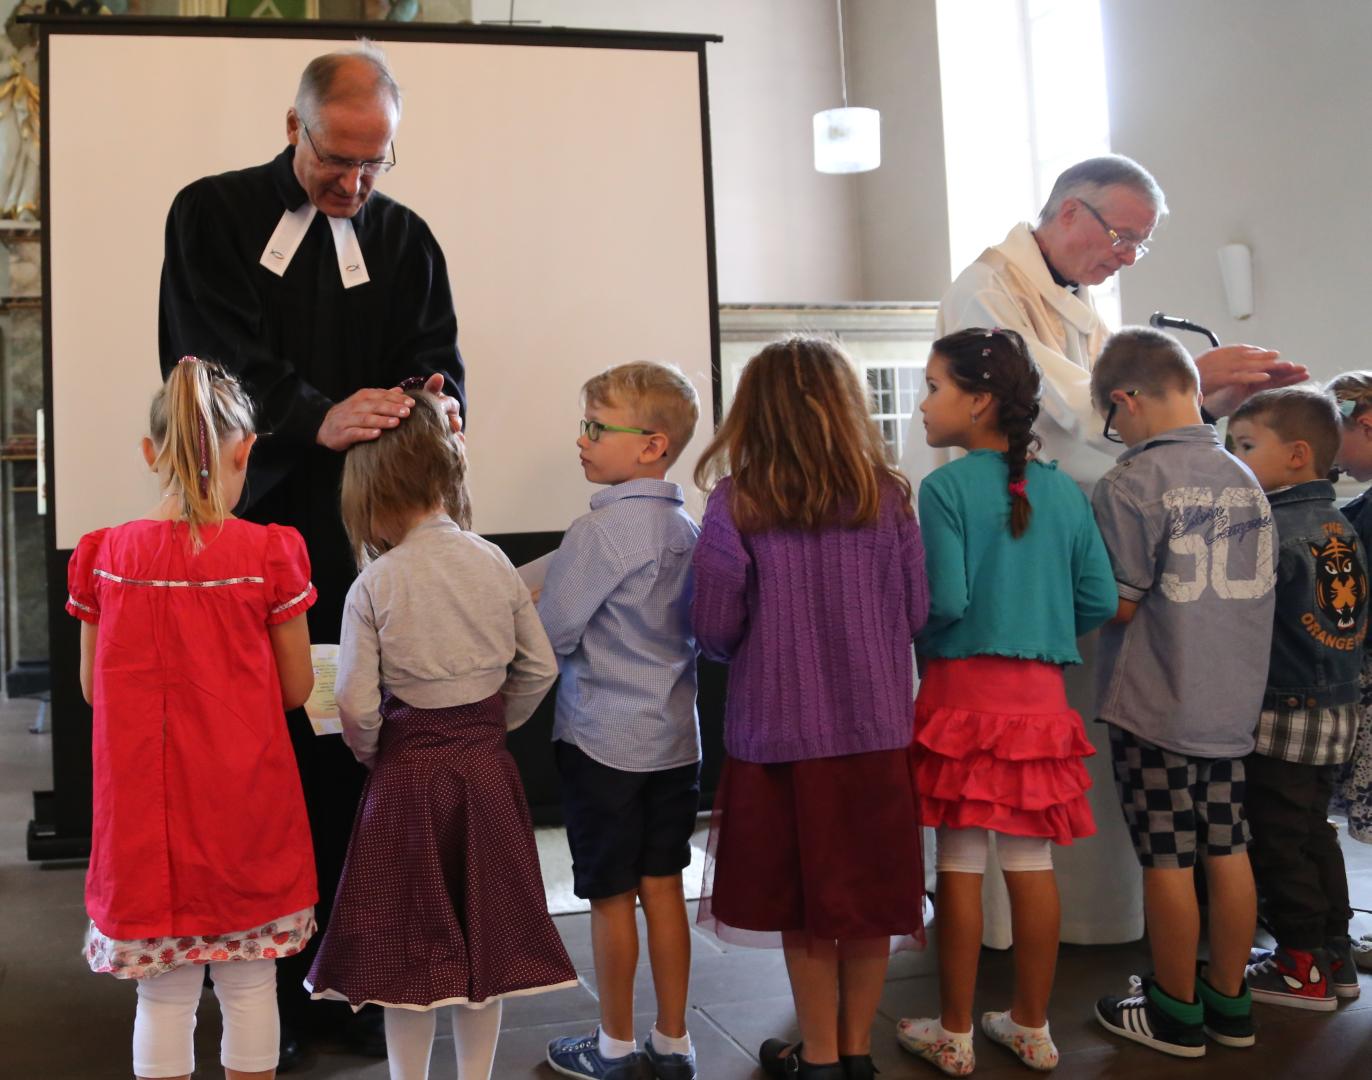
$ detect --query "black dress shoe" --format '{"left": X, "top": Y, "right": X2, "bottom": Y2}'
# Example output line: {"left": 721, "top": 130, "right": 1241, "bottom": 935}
{"left": 277, "top": 1025, "right": 305, "bottom": 1074}
{"left": 341, "top": 1007, "right": 388, "bottom": 1058}
{"left": 840, "top": 1053, "right": 878, "bottom": 1080}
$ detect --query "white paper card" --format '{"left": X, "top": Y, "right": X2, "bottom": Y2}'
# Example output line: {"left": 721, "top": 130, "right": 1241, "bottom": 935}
{"left": 517, "top": 552, "right": 554, "bottom": 595}
{"left": 306, "top": 643, "right": 342, "bottom": 736}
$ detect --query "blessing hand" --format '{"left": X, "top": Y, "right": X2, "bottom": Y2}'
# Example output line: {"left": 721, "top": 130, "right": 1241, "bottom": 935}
{"left": 1196, "top": 345, "right": 1308, "bottom": 418}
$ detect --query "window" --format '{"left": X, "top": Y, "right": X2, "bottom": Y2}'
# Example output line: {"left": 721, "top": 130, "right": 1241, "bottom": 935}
{"left": 936, "top": 0, "right": 1119, "bottom": 325}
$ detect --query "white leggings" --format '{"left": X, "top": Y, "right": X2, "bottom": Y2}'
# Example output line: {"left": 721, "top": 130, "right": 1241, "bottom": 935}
{"left": 384, "top": 1000, "right": 504, "bottom": 1080}
{"left": 935, "top": 826, "right": 1054, "bottom": 875}
{"left": 132, "top": 958, "right": 277, "bottom": 1078}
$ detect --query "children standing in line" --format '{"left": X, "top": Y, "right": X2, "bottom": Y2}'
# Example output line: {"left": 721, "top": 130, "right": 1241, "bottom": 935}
{"left": 1227, "top": 387, "right": 1368, "bottom": 1009}
{"left": 894, "top": 328, "right": 1118, "bottom": 1076}
{"left": 1088, "top": 328, "right": 1276, "bottom": 1059}
{"left": 69, "top": 357, "right": 318, "bottom": 1080}
{"left": 539, "top": 361, "right": 703, "bottom": 1080}
{"left": 692, "top": 336, "right": 929, "bottom": 1080}
{"left": 305, "top": 392, "right": 576, "bottom": 1080}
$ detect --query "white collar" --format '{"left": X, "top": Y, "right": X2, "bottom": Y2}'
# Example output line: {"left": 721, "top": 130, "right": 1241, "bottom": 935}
{"left": 258, "top": 203, "right": 370, "bottom": 289}
{"left": 996, "top": 222, "right": 1098, "bottom": 334}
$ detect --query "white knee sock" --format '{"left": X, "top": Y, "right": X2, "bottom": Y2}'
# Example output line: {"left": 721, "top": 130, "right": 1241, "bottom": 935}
{"left": 385, "top": 1006, "right": 438, "bottom": 1080}
{"left": 452, "top": 1000, "right": 503, "bottom": 1079}
{"left": 132, "top": 963, "right": 204, "bottom": 1078}
{"left": 209, "top": 959, "right": 279, "bottom": 1073}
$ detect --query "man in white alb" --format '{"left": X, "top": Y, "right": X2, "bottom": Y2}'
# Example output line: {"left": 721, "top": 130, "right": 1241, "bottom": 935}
{"left": 903, "top": 155, "right": 1306, "bottom": 949}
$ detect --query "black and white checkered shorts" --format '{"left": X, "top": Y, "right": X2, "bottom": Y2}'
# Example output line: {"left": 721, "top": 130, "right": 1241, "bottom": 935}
{"left": 1107, "top": 724, "right": 1250, "bottom": 869}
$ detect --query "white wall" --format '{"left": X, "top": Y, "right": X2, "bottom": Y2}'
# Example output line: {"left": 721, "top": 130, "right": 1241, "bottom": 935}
{"left": 1100, "top": 0, "right": 1372, "bottom": 380}
{"left": 471, "top": 0, "right": 865, "bottom": 302}
{"left": 847, "top": 0, "right": 949, "bottom": 302}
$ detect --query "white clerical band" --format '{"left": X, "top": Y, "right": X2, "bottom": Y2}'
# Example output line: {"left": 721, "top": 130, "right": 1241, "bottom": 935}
{"left": 259, "top": 205, "right": 369, "bottom": 289}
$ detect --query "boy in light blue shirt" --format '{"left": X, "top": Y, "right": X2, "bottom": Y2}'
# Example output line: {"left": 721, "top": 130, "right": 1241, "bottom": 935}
{"left": 539, "top": 361, "right": 701, "bottom": 1080}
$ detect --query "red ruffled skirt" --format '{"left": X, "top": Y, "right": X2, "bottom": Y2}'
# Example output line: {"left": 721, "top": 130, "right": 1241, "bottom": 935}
{"left": 698, "top": 746, "right": 925, "bottom": 948}
{"left": 915, "top": 656, "right": 1095, "bottom": 845}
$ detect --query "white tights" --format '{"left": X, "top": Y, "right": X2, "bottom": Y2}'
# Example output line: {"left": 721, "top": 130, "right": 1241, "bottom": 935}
{"left": 935, "top": 826, "right": 1054, "bottom": 875}
{"left": 383, "top": 1000, "right": 504, "bottom": 1080}
{"left": 132, "top": 959, "right": 278, "bottom": 1078}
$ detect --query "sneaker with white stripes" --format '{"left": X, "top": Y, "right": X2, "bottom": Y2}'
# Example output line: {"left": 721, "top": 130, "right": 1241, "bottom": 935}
{"left": 1094, "top": 975, "right": 1206, "bottom": 1059}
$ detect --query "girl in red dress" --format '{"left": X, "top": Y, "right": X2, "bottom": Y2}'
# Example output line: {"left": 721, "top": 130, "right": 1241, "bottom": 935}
{"left": 67, "top": 358, "right": 317, "bottom": 1080}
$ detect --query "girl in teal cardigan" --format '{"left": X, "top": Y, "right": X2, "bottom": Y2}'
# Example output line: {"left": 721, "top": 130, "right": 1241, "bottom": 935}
{"left": 896, "top": 328, "right": 1117, "bottom": 1077}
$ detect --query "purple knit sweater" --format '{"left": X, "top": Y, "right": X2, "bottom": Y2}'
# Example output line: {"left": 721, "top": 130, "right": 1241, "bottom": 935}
{"left": 692, "top": 478, "right": 929, "bottom": 764}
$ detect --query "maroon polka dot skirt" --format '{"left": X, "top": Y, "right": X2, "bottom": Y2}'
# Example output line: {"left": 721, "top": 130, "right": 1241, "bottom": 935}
{"left": 306, "top": 693, "right": 576, "bottom": 1009}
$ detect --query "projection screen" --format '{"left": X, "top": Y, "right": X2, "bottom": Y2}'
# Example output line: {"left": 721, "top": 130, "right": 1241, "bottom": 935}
{"left": 45, "top": 20, "right": 718, "bottom": 548}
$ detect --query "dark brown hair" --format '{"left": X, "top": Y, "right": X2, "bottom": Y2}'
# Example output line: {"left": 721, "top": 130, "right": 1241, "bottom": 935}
{"left": 1231, "top": 386, "right": 1343, "bottom": 479}
{"left": 693, "top": 335, "right": 911, "bottom": 531}
{"left": 931, "top": 328, "right": 1042, "bottom": 538}
{"left": 149, "top": 358, "right": 256, "bottom": 550}
{"left": 339, "top": 391, "right": 471, "bottom": 568}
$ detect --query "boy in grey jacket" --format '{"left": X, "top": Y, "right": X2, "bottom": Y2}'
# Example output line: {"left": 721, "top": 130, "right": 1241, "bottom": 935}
{"left": 1088, "top": 328, "right": 1276, "bottom": 1059}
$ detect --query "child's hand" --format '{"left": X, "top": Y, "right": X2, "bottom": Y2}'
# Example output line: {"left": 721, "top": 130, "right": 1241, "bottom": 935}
{"left": 529, "top": 586, "right": 542, "bottom": 604}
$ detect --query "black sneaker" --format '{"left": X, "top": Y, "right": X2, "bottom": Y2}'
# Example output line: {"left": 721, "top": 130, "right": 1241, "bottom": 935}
{"left": 1094, "top": 975, "right": 1206, "bottom": 1059}
{"left": 1326, "top": 937, "right": 1362, "bottom": 1000}
{"left": 1196, "top": 967, "right": 1255, "bottom": 1048}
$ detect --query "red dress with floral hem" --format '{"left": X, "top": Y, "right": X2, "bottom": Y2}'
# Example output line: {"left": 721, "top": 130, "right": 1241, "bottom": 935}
{"left": 66, "top": 519, "right": 318, "bottom": 944}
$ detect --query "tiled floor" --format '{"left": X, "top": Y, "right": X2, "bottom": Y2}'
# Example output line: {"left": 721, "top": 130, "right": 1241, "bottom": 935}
{"left": 4, "top": 696, "right": 1371, "bottom": 1078}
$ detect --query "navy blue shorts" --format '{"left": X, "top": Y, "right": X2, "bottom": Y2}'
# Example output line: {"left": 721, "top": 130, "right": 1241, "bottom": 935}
{"left": 555, "top": 740, "right": 701, "bottom": 900}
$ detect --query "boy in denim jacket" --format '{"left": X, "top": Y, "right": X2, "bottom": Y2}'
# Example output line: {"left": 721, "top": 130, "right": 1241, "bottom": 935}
{"left": 1229, "top": 386, "right": 1369, "bottom": 1010}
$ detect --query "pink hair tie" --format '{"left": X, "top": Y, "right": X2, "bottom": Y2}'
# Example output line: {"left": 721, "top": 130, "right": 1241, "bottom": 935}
{"left": 1008, "top": 479, "right": 1027, "bottom": 498}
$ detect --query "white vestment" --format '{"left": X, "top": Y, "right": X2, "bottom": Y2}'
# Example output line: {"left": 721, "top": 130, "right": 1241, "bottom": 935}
{"left": 901, "top": 222, "right": 1145, "bottom": 947}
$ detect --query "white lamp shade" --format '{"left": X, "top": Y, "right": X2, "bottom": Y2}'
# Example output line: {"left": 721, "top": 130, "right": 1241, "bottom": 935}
{"left": 813, "top": 107, "right": 881, "bottom": 174}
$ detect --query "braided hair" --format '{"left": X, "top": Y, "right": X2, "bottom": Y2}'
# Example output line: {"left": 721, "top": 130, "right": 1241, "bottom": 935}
{"left": 931, "top": 327, "right": 1043, "bottom": 538}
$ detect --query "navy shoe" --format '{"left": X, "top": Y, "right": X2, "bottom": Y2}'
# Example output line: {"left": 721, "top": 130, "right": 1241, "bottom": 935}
{"left": 547, "top": 1030, "right": 648, "bottom": 1080}
{"left": 1094, "top": 975, "right": 1206, "bottom": 1059}
{"left": 644, "top": 1031, "right": 697, "bottom": 1080}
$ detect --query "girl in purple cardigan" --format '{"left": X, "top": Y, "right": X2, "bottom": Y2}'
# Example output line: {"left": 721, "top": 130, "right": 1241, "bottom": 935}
{"left": 692, "top": 335, "right": 929, "bottom": 1080}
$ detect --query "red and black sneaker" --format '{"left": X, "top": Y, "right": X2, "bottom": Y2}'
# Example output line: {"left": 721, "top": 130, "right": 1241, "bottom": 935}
{"left": 1245, "top": 946, "right": 1337, "bottom": 1011}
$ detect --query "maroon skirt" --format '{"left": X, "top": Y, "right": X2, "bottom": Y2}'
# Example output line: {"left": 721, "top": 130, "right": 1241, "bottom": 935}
{"left": 306, "top": 693, "right": 576, "bottom": 1009}
{"left": 698, "top": 744, "right": 925, "bottom": 947}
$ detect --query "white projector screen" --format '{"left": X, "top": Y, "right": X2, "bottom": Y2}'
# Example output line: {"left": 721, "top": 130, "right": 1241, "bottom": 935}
{"left": 44, "top": 21, "right": 717, "bottom": 549}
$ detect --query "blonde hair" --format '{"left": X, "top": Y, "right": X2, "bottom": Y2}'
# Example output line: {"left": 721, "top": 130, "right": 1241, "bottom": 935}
{"left": 582, "top": 361, "right": 700, "bottom": 465}
{"left": 1328, "top": 371, "right": 1372, "bottom": 422}
{"left": 339, "top": 392, "right": 471, "bottom": 568}
{"left": 694, "top": 335, "right": 911, "bottom": 532}
{"left": 149, "top": 358, "right": 256, "bottom": 549}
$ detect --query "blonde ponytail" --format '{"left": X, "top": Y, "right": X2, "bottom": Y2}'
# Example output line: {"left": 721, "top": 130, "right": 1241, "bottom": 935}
{"left": 149, "top": 358, "right": 256, "bottom": 548}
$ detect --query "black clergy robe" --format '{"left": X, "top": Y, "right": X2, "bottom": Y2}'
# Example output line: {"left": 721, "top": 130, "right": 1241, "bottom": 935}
{"left": 157, "top": 146, "right": 464, "bottom": 1028}
{"left": 158, "top": 145, "right": 465, "bottom": 644}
